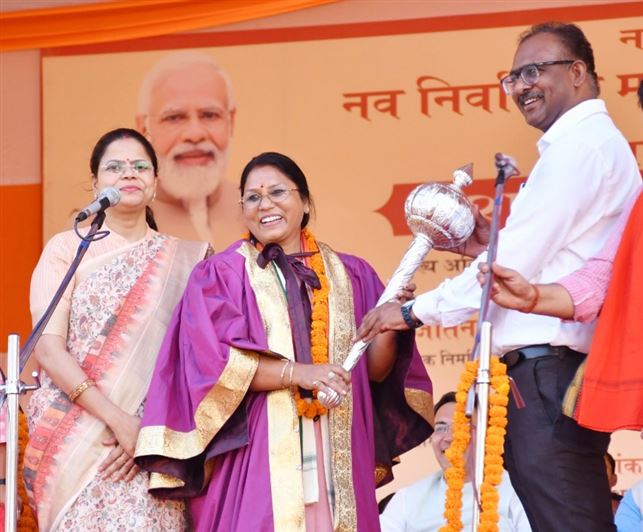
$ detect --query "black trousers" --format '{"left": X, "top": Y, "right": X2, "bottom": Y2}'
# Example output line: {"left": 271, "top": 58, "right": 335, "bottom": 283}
{"left": 504, "top": 348, "right": 614, "bottom": 532}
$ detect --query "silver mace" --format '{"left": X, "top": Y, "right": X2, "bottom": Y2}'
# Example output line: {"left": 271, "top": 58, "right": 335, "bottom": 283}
{"left": 339, "top": 163, "right": 476, "bottom": 375}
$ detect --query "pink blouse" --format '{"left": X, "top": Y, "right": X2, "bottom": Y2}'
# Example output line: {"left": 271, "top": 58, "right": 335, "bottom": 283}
{"left": 558, "top": 189, "right": 641, "bottom": 322}
{"left": 30, "top": 225, "right": 155, "bottom": 338}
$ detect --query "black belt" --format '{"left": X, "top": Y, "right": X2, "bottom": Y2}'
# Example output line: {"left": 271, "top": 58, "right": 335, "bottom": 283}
{"left": 500, "top": 344, "right": 586, "bottom": 369}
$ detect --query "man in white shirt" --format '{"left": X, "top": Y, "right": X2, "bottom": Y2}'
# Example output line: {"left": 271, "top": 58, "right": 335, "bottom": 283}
{"left": 380, "top": 392, "right": 531, "bottom": 532}
{"left": 358, "top": 22, "right": 640, "bottom": 531}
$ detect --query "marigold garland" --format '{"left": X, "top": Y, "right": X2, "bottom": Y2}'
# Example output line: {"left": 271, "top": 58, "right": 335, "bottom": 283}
{"left": 440, "top": 356, "right": 509, "bottom": 532}
{"left": 292, "top": 229, "right": 330, "bottom": 419}
{"left": 247, "top": 230, "right": 330, "bottom": 419}
{"left": 17, "top": 409, "right": 38, "bottom": 531}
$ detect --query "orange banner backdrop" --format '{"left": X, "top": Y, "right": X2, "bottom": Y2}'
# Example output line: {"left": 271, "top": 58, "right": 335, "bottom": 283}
{"left": 0, "top": 0, "right": 337, "bottom": 52}
{"left": 40, "top": 6, "right": 643, "bottom": 496}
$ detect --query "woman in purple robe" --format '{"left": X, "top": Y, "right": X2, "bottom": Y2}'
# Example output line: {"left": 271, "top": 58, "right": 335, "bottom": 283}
{"left": 135, "top": 152, "right": 433, "bottom": 531}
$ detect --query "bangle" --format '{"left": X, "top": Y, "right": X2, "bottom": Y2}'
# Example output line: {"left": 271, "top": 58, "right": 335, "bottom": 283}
{"left": 279, "top": 360, "right": 290, "bottom": 388}
{"left": 68, "top": 378, "right": 96, "bottom": 403}
{"left": 521, "top": 284, "right": 540, "bottom": 314}
{"left": 287, "top": 361, "right": 295, "bottom": 388}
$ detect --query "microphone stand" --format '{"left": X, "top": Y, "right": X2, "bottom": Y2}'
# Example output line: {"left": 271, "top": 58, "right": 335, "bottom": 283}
{"left": 1, "top": 211, "right": 106, "bottom": 532}
{"left": 467, "top": 155, "right": 518, "bottom": 531}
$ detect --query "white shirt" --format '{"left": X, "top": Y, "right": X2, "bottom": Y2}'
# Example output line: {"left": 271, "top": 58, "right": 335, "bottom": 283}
{"left": 380, "top": 470, "right": 531, "bottom": 532}
{"left": 413, "top": 99, "right": 641, "bottom": 354}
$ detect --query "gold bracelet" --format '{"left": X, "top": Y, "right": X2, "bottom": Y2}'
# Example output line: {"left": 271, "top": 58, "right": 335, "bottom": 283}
{"left": 68, "top": 378, "right": 96, "bottom": 403}
{"left": 279, "top": 360, "right": 290, "bottom": 388}
{"left": 521, "top": 284, "right": 541, "bottom": 314}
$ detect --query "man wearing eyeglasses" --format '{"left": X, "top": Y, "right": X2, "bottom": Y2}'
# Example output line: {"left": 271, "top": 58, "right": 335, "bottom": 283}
{"left": 357, "top": 22, "right": 640, "bottom": 531}
{"left": 136, "top": 50, "right": 243, "bottom": 248}
{"left": 380, "top": 392, "right": 530, "bottom": 532}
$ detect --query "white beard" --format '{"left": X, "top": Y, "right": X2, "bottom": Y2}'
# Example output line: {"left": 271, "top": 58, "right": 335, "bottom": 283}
{"left": 157, "top": 143, "right": 229, "bottom": 204}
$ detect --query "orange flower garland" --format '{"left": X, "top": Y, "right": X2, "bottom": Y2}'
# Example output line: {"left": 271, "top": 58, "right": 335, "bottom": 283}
{"left": 17, "top": 410, "right": 38, "bottom": 531}
{"left": 246, "top": 230, "right": 331, "bottom": 419}
{"left": 442, "top": 361, "right": 476, "bottom": 531}
{"left": 293, "top": 229, "right": 330, "bottom": 419}
{"left": 440, "top": 356, "right": 509, "bottom": 532}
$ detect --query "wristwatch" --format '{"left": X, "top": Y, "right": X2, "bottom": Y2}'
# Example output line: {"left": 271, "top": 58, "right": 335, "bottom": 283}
{"left": 401, "top": 300, "right": 423, "bottom": 329}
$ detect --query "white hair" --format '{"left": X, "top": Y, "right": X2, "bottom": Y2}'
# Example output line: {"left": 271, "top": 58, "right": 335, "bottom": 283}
{"left": 137, "top": 50, "right": 236, "bottom": 115}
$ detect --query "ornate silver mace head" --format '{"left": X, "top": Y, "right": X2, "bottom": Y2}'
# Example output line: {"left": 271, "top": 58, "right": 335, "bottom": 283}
{"left": 404, "top": 163, "right": 475, "bottom": 249}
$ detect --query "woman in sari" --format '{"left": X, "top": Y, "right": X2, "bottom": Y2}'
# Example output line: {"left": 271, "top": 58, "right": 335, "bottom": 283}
{"left": 25, "top": 128, "right": 209, "bottom": 531}
{"left": 136, "top": 152, "right": 434, "bottom": 531}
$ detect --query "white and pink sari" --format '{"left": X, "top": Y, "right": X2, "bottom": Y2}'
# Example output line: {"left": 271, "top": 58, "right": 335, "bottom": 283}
{"left": 24, "top": 230, "right": 207, "bottom": 531}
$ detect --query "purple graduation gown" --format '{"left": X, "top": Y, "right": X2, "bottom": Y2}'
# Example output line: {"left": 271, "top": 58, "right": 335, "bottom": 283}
{"left": 136, "top": 239, "right": 433, "bottom": 531}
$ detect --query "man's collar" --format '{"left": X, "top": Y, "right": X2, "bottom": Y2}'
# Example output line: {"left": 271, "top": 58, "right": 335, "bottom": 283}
{"left": 537, "top": 98, "right": 606, "bottom": 153}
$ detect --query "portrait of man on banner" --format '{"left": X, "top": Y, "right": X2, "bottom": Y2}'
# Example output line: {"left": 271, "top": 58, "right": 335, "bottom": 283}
{"left": 135, "top": 50, "right": 243, "bottom": 247}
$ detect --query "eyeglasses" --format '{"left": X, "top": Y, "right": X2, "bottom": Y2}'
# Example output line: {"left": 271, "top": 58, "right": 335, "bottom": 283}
{"left": 433, "top": 421, "right": 477, "bottom": 435}
{"left": 434, "top": 422, "right": 453, "bottom": 435}
{"left": 500, "top": 60, "right": 575, "bottom": 95}
{"left": 100, "top": 159, "right": 154, "bottom": 176}
{"left": 240, "top": 187, "right": 299, "bottom": 210}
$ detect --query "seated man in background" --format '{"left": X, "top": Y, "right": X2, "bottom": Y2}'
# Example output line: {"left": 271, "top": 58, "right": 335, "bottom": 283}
{"left": 615, "top": 479, "right": 643, "bottom": 531}
{"left": 380, "top": 392, "right": 531, "bottom": 532}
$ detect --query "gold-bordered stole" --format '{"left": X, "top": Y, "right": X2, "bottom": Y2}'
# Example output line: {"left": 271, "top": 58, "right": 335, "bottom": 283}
{"left": 142, "top": 348, "right": 259, "bottom": 488}
{"left": 404, "top": 388, "right": 435, "bottom": 427}
{"left": 318, "top": 242, "right": 358, "bottom": 532}
{"left": 137, "top": 241, "right": 259, "bottom": 488}
{"left": 240, "top": 243, "right": 305, "bottom": 532}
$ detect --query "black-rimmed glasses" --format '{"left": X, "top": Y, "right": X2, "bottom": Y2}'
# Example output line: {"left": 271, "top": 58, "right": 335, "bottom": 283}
{"left": 500, "top": 60, "right": 575, "bottom": 95}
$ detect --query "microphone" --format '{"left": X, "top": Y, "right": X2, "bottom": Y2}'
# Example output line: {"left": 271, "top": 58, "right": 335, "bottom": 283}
{"left": 75, "top": 187, "right": 121, "bottom": 222}
{"left": 494, "top": 152, "right": 520, "bottom": 185}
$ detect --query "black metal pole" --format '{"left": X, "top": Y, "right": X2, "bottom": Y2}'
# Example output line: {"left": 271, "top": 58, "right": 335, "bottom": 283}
{"left": 18, "top": 211, "right": 106, "bottom": 373}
